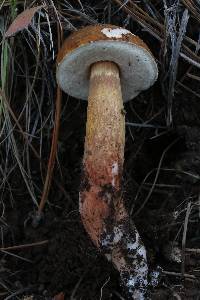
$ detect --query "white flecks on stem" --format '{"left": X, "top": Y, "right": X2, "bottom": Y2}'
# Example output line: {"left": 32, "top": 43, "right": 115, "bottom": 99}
{"left": 150, "top": 266, "right": 162, "bottom": 287}
{"left": 126, "top": 274, "right": 146, "bottom": 300}
{"left": 137, "top": 245, "right": 147, "bottom": 258}
{"left": 101, "top": 224, "right": 123, "bottom": 249}
{"left": 101, "top": 233, "right": 112, "bottom": 248}
{"left": 111, "top": 162, "right": 118, "bottom": 187}
{"left": 101, "top": 28, "right": 135, "bottom": 39}
{"left": 123, "top": 231, "right": 148, "bottom": 298}
{"left": 101, "top": 220, "right": 150, "bottom": 299}
{"left": 113, "top": 225, "right": 124, "bottom": 243}
{"left": 127, "top": 231, "right": 139, "bottom": 251}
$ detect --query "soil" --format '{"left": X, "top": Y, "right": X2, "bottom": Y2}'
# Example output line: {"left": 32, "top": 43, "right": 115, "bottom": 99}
{"left": 2, "top": 87, "right": 200, "bottom": 299}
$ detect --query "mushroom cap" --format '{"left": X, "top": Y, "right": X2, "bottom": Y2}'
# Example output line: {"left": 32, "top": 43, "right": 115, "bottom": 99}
{"left": 56, "top": 24, "right": 158, "bottom": 102}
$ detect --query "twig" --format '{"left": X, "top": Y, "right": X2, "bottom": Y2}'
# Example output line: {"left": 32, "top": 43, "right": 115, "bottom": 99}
{"left": 186, "top": 248, "right": 200, "bottom": 254}
{"left": 181, "top": 201, "right": 192, "bottom": 276}
{"left": 37, "top": 86, "right": 62, "bottom": 218}
{"left": 70, "top": 273, "right": 85, "bottom": 300}
{"left": 176, "top": 80, "right": 200, "bottom": 99}
{"left": 99, "top": 277, "right": 110, "bottom": 300}
{"left": 0, "top": 240, "right": 48, "bottom": 251}
{"left": 37, "top": 20, "right": 63, "bottom": 219}
{"left": 133, "top": 138, "right": 180, "bottom": 216}
{"left": 163, "top": 270, "right": 196, "bottom": 279}
{"left": 126, "top": 122, "right": 166, "bottom": 129}
{"left": 4, "top": 286, "right": 35, "bottom": 300}
{"left": 1, "top": 250, "right": 33, "bottom": 263}
{"left": 112, "top": 291, "right": 125, "bottom": 300}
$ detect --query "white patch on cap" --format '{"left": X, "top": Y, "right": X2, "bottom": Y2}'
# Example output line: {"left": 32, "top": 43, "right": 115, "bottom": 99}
{"left": 101, "top": 28, "right": 134, "bottom": 38}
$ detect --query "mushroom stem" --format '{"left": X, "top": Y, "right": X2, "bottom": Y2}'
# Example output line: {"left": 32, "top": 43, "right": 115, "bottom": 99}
{"left": 80, "top": 61, "right": 124, "bottom": 246}
{"left": 87, "top": 61, "right": 124, "bottom": 190}
{"left": 80, "top": 61, "right": 149, "bottom": 299}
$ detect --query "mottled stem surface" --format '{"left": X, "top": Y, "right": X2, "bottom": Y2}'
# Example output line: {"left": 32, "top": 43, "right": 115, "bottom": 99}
{"left": 80, "top": 61, "right": 149, "bottom": 299}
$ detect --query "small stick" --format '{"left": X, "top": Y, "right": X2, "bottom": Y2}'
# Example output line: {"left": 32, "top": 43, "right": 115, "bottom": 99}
{"left": 163, "top": 270, "right": 196, "bottom": 280}
{"left": 181, "top": 202, "right": 192, "bottom": 276}
{"left": 185, "top": 248, "right": 200, "bottom": 254}
{"left": 0, "top": 240, "right": 48, "bottom": 251}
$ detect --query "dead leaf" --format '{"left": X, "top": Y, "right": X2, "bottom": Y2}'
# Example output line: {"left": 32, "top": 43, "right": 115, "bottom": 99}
{"left": 53, "top": 292, "right": 65, "bottom": 300}
{"left": 5, "top": 5, "right": 44, "bottom": 37}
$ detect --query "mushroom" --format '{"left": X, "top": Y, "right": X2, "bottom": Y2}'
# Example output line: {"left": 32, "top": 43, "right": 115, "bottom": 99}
{"left": 56, "top": 25, "right": 158, "bottom": 299}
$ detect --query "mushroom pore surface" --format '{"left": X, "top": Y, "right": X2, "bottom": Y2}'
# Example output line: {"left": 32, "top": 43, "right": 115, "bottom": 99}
{"left": 56, "top": 25, "right": 158, "bottom": 102}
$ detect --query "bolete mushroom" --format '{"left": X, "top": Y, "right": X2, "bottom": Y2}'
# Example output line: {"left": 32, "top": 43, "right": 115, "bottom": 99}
{"left": 57, "top": 25, "right": 158, "bottom": 299}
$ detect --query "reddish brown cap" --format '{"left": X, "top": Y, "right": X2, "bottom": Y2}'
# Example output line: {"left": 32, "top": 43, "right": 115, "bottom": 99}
{"left": 56, "top": 24, "right": 158, "bottom": 102}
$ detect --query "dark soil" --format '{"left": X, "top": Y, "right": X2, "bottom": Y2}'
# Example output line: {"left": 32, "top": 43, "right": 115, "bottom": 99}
{"left": 2, "top": 90, "right": 200, "bottom": 299}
